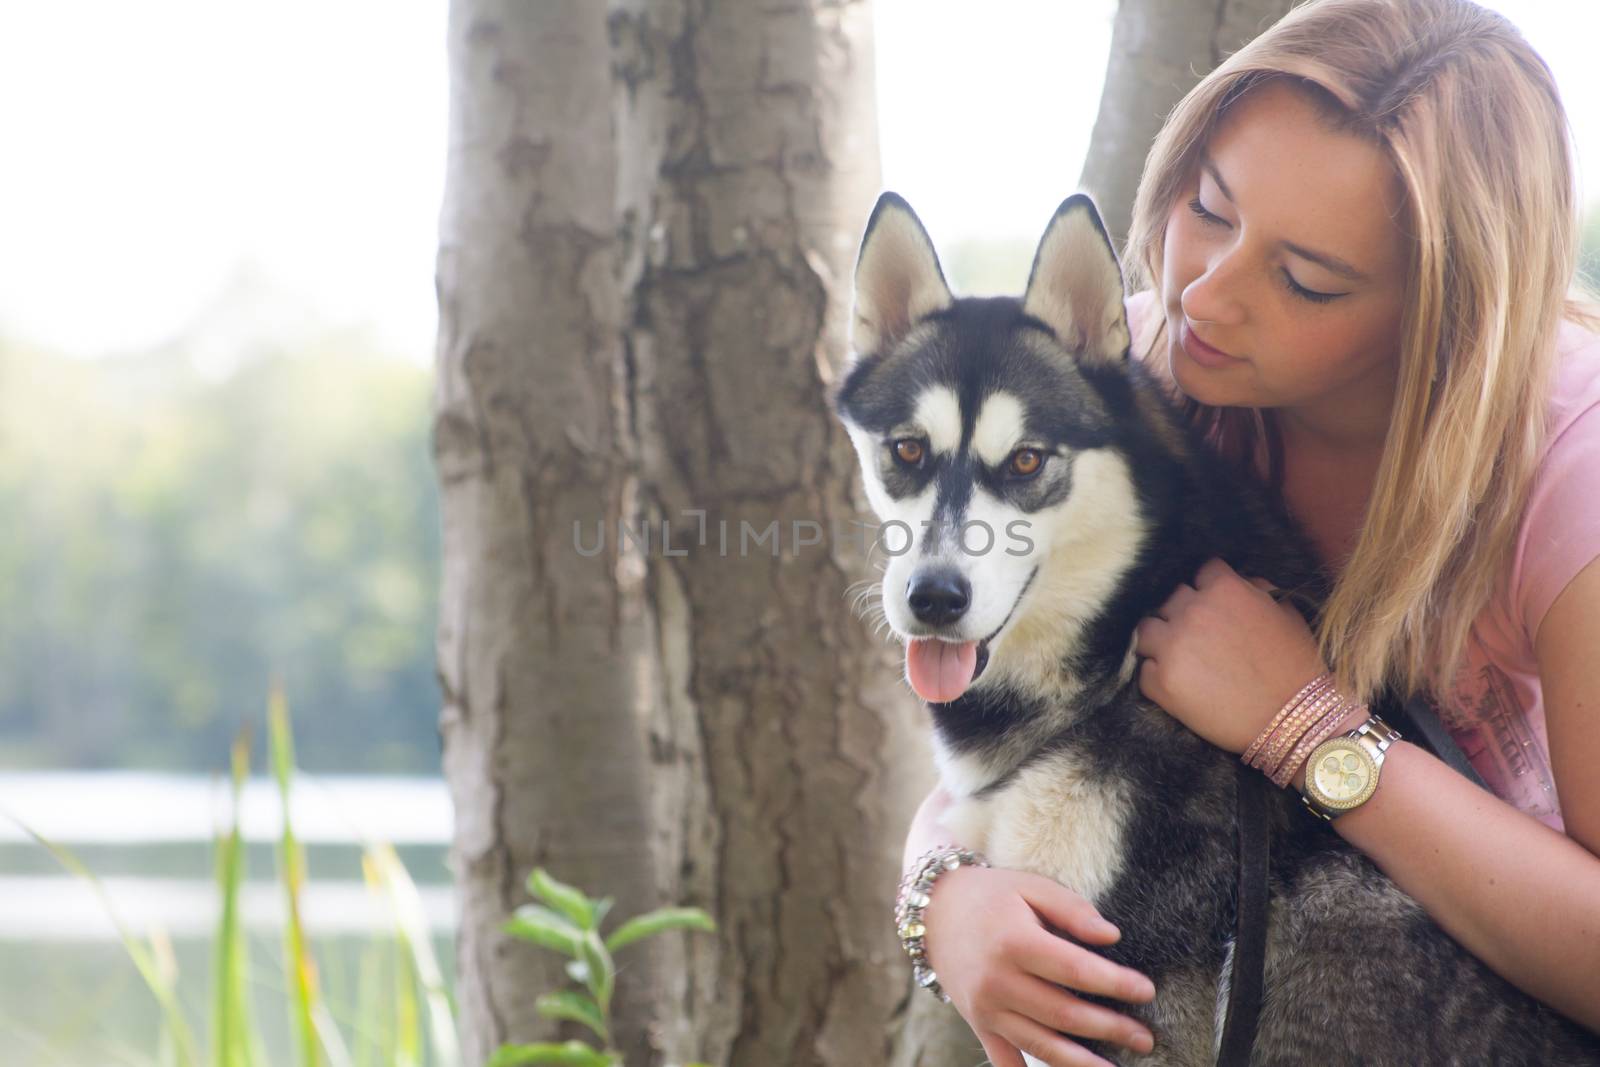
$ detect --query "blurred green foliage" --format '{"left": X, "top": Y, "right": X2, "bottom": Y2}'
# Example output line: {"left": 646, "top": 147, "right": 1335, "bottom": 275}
{"left": 0, "top": 332, "right": 441, "bottom": 772}
{"left": 943, "top": 235, "right": 1038, "bottom": 297}
{"left": 1581, "top": 200, "right": 1600, "bottom": 292}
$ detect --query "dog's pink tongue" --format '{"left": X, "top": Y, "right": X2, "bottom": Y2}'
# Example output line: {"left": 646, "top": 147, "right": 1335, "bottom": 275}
{"left": 906, "top": 638, "right": 979, "bottom": 703}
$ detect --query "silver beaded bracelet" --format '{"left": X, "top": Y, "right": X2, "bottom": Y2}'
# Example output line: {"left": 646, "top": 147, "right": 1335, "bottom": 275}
{"left": 895, "top": 844, "right": 990, "bottom": 1003}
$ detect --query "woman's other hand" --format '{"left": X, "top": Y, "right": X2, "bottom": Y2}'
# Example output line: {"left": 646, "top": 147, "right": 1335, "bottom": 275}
{"left": 922, "top": 864, "right": 1158, "bottom": 1067}
{"left": 1134, "top": 556, "right": 1327, "bottom": 753}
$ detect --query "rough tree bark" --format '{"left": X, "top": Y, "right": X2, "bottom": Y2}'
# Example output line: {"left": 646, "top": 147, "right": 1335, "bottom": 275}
{"left": 1079, "top": 0, "right": 1299, "bottom": 250}
{"left": 433, "top": 4, "right": 662, "bottom": 1064}
{"left": 435, "top": 2, "right": 930, "bottom": 1065}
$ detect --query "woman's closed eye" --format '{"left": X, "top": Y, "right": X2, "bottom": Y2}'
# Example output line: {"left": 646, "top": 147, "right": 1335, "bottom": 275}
{"left": 1187, "top": 196, "right": 1225, "bottom": 228}
{"left": 1188, "top": 197, "right": 1348, "bottom": 305}
{"left": 1280, "top": 269, "right": 1344, "bottom": 304}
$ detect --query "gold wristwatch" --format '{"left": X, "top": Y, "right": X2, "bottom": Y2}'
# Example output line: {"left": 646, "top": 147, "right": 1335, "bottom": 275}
{"left": 1301, "top": 714, "right": 1402, "bottom": 821}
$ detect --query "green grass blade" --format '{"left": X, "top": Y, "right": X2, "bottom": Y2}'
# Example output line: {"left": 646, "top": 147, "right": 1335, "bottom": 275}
{"left": 394, "top": 928, "right": 421, "bottom": 1067}
{"left": 214, "top": 731, "right": 259, "bottom": 1067}
{"left": 312, "top": 1002, "right": 356, "bottom": 1067}
{"left": 269, "top": 683, "right": 324, "bottom": 1067}
{"left": 365, "top": 842, "right": 461, "bottom": 1067}
{"left": 356, "top": 855, "right": 399, "bottom": 1067}
{"left": 353, "top": 937, "right": 384, "bottom": 1067}
{"left": 1, "top": 815, "right": 202, "bottom": 1067}
{"left": 603, "top": 907, "right": 716, "bottom": 953}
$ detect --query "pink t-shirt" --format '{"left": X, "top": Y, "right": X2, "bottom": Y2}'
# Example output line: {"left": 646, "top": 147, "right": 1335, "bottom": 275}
{"left": 1427, "top": 319, "right": 1600, "bottom": 833}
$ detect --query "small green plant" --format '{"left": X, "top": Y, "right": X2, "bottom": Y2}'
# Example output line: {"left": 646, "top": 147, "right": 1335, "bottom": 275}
{"left": 489, "top": 870, "right": 716, "bottom": 1067}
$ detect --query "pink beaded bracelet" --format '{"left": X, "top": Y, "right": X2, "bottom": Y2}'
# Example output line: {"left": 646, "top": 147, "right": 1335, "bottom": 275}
{"left": 1273, "top": 697, "right": 1366, "bottom": 789}
{"left": 1242, "top": 673, "right": 1332, "bottom": 766}
{"left": 1243, "top": 672, "right": 1369, "bottom": 790}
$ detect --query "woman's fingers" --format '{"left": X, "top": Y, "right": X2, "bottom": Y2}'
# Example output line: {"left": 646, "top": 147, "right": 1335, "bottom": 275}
{"left": 1194, "top": 557, "right": 1236, "bottom": 587}
{"left": 975, "top": 1030, "right": 1028, "bottom": 1067}
{"left": 1017, "top": 926, "right": 1157, "bottom": 1005}
{"left": 1008, "top": 972, "right": 1156, "bottom": 1054}
{"left": 1017, "top": 878, "right": 1157, "bottom": 1004}
{"left": 921, "top": 866, "right": 1158, "bottom": 1064}
{"left": 1020, "top": 878, "right": 1123, "bottom": 946}
{"left": 1132, "top": 614, "right": 1170, "bottom": 658}
{"left": 1155, "top": 581, "right": 1197, "bottom": 621}
{"left": 994, "top": 1011, "right": 1123, "bottom": 1067}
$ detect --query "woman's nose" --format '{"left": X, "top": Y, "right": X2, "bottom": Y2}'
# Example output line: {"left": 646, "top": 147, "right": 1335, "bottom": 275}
{"left": 1181, "top": 247, "right": 1249, "bottom": 327}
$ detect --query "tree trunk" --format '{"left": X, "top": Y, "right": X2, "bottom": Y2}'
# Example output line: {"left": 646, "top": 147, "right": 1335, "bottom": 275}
{"left": 433, "top": 3, "right": 661, "bottom": 1063}
{"left": 435, "top": 2, "right": 928, "bottom": 1064}
{"left": 1078, "top": 0, "right": 1299, "bottom": 250}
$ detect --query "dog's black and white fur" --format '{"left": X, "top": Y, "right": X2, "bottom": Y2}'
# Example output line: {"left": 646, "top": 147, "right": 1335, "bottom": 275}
{"left": 831, "top": 192, "right": 1600, "bottom": 1065}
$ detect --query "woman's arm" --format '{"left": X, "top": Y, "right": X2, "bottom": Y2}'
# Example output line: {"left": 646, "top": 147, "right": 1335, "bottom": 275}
{"left": 902, "top": 781, "right": 956, "bottom": 871}
{"left": 1136, "top": 556, "right": 1600, "bottom": 1034}
{"left": 1308, "top": 557, "right": 1600, "bottom": 1032}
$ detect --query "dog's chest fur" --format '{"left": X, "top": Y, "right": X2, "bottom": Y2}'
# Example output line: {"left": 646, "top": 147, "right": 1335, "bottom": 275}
{"left": 945, "top": 747, "right": 1134, "bottom": 906}
{"left": 939, "top": 698, "right": 1246, "bottom": 1067}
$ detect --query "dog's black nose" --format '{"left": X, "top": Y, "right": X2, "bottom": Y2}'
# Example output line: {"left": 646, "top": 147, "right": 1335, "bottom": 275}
{"left": 907, "top": 570, "right": 971, "bottom": 627}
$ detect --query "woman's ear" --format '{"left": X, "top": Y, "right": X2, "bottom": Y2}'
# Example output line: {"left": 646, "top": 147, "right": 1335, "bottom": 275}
{"left": 1022, "top": 194, "right": 1131, "bottom": 367}
{"left": 850, "top": 192, "right": 954, "bottom": 359}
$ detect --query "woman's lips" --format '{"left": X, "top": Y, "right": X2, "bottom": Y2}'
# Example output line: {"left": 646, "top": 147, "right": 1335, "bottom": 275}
{"left": 1180, "top": 321, "right": 1244, "bottom": 369}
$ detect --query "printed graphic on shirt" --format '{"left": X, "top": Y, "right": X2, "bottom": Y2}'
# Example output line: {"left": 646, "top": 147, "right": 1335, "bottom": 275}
{"left": 1434, "top": 662, "right": 1561, "bottom": 828}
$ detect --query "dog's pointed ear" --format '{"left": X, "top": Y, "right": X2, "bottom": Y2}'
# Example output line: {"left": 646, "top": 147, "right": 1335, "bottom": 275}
{"left": 850, "top": 192, "right": 954, "bottom": 358}
{"left": 1021, "top": 194, "right": 1131, "bottom": 367}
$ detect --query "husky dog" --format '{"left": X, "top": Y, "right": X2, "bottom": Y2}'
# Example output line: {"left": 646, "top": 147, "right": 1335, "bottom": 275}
{"left": 831, "top": 192, "right": 1600, "bottom": 1066}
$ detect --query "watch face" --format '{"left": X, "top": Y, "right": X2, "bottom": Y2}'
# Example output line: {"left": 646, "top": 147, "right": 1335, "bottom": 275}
{"left": 1311, "top": 744, "right": 1373, "bottom": 807}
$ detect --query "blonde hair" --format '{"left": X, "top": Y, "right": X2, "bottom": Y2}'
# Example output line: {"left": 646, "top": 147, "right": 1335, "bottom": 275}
{"left": 1127, "top": 0, "right": 1598, "bottom": 702}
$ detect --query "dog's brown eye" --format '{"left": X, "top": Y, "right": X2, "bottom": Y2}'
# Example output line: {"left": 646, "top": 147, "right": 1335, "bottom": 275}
{"left": 1009, "top": 448, "right": 1043, "bottom": 477}
{"left": 894, "top": 439, "right": 925, "bottom": 465}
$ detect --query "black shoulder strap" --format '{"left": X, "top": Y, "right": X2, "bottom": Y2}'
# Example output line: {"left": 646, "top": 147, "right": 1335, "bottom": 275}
{"left": 1383, "top": 692, "right": 1490, "bottom": 792}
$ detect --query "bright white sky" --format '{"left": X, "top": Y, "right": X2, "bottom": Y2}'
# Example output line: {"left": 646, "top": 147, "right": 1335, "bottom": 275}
{"left": 0, "top": 0, "right": 1594, "bottom": 365}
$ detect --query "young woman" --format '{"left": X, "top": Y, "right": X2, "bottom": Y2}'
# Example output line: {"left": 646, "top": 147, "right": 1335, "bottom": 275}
{"left": 900, "top": 1, "right": 1600, "bottom": 1063}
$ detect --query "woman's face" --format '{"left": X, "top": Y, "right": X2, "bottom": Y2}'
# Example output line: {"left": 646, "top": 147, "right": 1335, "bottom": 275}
{"left": 1160, "top": 80, "right": 1410, "bottom": 430}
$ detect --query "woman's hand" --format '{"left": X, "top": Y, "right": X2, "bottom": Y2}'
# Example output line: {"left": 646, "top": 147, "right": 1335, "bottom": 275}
{"left": 922, "top": 864, "right": 1158, "bottom": 1067}
{"left": 1133, "top": 557, "right": 1328, "bottom": 753}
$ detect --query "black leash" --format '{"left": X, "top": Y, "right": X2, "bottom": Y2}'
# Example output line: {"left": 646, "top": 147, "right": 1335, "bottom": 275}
{"left": 1217, "top": 765, "right": 1270, "bottom": 1067}
{"left": 1215, "top": 692, "right": 1485, "bottom": 1066}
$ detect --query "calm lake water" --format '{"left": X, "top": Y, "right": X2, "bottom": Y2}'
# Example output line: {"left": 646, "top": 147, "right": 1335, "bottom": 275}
{"left": 0, "top": 771, "right": 455, "bottom": 1065}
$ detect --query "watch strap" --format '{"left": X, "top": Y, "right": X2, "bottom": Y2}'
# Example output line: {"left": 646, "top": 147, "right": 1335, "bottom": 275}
{"left": 1353, "top": 714, "right": 1401, "bottom": 761}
